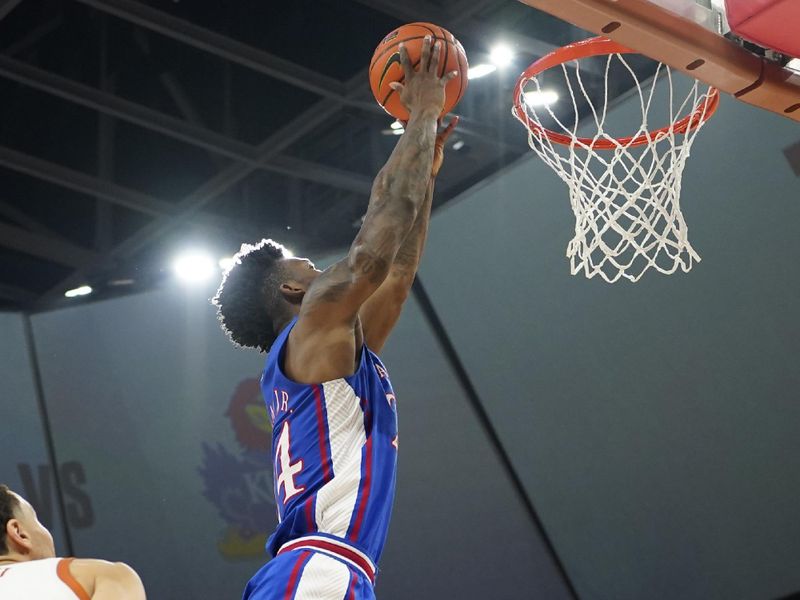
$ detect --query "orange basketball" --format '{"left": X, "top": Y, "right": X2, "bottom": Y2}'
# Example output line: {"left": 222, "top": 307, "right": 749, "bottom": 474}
{"left": 369, "top": 22, "right": 468, "bottom": 121}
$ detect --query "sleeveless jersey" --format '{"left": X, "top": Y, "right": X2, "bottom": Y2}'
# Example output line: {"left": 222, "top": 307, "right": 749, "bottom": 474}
{"left": 261, "top": 317, "right": 398, "bottom": 577}
{"left": 0, "top": 558, "right": 89, "bottom": 599}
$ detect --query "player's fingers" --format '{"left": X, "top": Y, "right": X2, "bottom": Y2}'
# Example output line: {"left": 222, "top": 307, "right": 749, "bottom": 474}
{"left": 419, "top": 36, "right": 432, "bottom": 73}
{"left": 439, "top": 116, "right": 459, "bottom": 142}
{"left": 399, "top": 44, "right": 413, "bottom": 79}
{"left": 388, "top": 82, "right": 405, "bottom": 94}
{"left": 429, "top": 41, "right": 442, "bottom": 74}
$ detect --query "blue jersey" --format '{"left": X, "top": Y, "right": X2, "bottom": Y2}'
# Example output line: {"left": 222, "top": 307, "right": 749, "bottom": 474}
{"left": 260, "top": 318, "right": 398, "bottom": 583}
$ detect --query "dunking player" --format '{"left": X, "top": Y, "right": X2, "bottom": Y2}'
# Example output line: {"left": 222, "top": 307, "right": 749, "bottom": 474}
{"left": 0, "top": 485, "right": 146, "bottom": 599}
{"left": 213, "top": 37, "right": 457, "bottom": 599}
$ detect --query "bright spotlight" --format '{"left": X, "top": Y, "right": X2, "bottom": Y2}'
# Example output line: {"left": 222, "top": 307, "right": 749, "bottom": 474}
{"left": 173, "top": 252, "right": 215, "bottom": 283}
{"left": 283, "top": 248, "right": 295, "bottom": 258}
{"left": 64, "top": 285, "right": 92, "bottom": 298}
{"left": 219, "top": 256, "right": 236, "bottom": 271}
{"left": 489, "top": 45, "right": 513, "bottom": 67}
{"left": 468, "top": 63, "right": 497, "bottom": 79}
{"left": 523, "top": 90, "right": 559, "bottom": 107}
{"left": 390, "top": 120, "right": 404, "bottom": 130}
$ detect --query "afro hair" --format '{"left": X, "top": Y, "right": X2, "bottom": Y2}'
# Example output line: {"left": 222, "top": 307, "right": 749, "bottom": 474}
{"left": 212, "top": 239, "right": 288, "bottom": 352}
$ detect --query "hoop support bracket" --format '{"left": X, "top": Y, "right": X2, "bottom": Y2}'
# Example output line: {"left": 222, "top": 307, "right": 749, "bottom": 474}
{"left": 516, "top": 0, "right": 800, "bottom": 121}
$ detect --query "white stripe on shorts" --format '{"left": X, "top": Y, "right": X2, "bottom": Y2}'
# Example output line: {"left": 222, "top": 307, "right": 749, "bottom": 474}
{"left": 294, "top": 552, "right": 351, "bottom": 599}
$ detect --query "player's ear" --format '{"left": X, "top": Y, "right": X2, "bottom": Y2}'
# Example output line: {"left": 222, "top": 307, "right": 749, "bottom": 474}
{"left": 279, "top": 281, "right": 306, "bottom": 305}
{"left": 6, "top": 518, "right": 32, "bottom": 553}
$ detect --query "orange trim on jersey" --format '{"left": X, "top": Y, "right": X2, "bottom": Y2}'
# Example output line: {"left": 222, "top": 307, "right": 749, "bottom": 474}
{"left": 56, "top": 558, "right": 91, "bottom": 600}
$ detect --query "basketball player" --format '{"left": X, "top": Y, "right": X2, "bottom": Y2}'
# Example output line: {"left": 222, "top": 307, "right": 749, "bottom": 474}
{"left": 0, "top": 484, "right": 146, "bottom": 599}
{"left": 213, "top": 37, "right": 457, "bottom": 599}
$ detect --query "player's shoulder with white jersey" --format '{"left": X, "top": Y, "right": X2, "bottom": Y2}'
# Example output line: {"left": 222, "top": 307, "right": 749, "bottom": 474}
{"left": 69, "top": 558, "right": 146, "bottom": 599}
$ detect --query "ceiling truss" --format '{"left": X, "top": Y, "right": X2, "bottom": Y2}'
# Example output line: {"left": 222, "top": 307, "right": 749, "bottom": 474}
{"left": 0, "top": 0, "right": 567, "bottom": 310}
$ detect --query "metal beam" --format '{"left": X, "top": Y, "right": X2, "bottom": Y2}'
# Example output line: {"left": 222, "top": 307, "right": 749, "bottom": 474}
{"left": 0, "top": 145, "right": 172, "bottom": 217}
{"left": 73, "top": 0, "right": 352, "bottom": 102}
{"left": 350, "top": 0, "right": 602, "bottom": 75}
{"left": 0, "top": 0, "right": 23, "bottom": 22}
{"left": 0, "top": 55, "right": 374, "bottom": 194}
{"left": 37, "top": 0, "right": 497, "bottom": 306}
{"left": 95, "top": 16, "right": 114, "bottom": 252}
{"left": 0, "top": 200, "right": 60, "bottom": 237}
{"left": 0, "top": 145, "right": 268, "bottom": 242}
{"left": 350, "top": 0, "right": 447, "bottom": 23}
{"left": 3, "top": 15, "right": 62, "bottom": 56}
{"left": 444, "top": 0, "right": 500, "bottom": 21}
{"left": 35, "top": 102, "right": 342, "bottom": 306}
{"left": 0, "top": 221, "right": 99, "bottom": 267}
{"left": 267, "top": 156, "right": 371, "bottom": 195}
{"left": 0, "top": 55, "right": 256, "bottom": 163}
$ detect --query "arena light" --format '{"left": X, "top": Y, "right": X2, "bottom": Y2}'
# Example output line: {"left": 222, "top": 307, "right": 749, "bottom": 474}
{"left": 489, "top": 44, "right": 514, "bottom": 68}
{"left": 390, "top": 120, "right": 404, "bottom": 130}
{"left": 523, "top": 89, "right": 560, "bottom": 107}
{"left": 173, "top": 252, "right": 215, "bottom": 283}
{"left": 468, "top": 63, "right": 497, "bottom": 79}
{"left": 283, "top": 248, "right": 294, "bottom": 258}
{"left": 64, "top": 285, "right": 92, "bottom": 298}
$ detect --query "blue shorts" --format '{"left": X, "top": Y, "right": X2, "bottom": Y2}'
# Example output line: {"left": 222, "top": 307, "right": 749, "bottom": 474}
{"left": 243, "top": 549, "right": 376, "bottom": 600}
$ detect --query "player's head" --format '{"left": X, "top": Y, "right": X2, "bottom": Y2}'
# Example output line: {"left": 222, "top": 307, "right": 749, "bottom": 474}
{"left": 0, "top": 484, "right": 56, "bottom": 560}
{"left": 213, "top": 239, "right": 321, "bottom": 352}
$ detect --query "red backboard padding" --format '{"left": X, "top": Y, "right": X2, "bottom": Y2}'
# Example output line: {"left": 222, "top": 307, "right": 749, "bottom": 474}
{"left": 725, "top": 0, "right": 800, "bottom": 59}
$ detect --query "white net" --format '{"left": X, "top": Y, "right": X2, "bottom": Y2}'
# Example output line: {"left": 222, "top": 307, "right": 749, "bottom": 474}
{"left": 514, "top": 52, "right": 718, "bottom": 283}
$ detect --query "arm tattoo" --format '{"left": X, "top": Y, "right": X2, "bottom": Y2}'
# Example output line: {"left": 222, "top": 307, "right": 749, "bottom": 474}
{"left": 358, "top": 253, "right": 390, "bottom": 283}
{"left": 392, "top": 179, "right": 434, "bottom": 274}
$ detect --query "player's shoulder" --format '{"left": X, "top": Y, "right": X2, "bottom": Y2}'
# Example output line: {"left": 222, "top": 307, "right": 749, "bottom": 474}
{"left": 70, "top": 557, "right": 137, "bottom": 573}
{"left": 69, "top": 558, "right": 142, "bottom": 585}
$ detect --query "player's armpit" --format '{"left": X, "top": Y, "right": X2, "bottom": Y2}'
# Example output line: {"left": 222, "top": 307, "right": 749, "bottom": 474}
{"left": 358, "top": 271, "right": 411, "bottom": 353}
{"left": 287, "top": 243, "right": 400, "bottom": 383}
{"left": 70, "top": 559, "right": 146, "bottom": 600}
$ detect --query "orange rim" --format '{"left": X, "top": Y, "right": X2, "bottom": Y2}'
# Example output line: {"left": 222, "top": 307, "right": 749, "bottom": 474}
{"left": 512, "top": 37, "right": 720, "bottom": 149}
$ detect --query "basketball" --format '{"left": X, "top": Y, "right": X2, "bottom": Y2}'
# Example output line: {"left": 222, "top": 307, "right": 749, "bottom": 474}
{"left": 369, "top": 22, "right": 469, "bottom": 121}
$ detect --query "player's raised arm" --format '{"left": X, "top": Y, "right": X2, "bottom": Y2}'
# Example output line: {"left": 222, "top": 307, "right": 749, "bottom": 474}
{"left": 359, "top": 117, "right": 458, "bottom": 353}
{"left": 286, "top": 37, "right": 457, "bottom": 382}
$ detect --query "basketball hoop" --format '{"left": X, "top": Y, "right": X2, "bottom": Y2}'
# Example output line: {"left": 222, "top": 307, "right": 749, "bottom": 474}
{"left": 513, "top": 37, "right": 720, "bottom": 283}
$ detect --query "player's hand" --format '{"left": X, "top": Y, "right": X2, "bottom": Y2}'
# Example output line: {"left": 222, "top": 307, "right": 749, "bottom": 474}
{"left": 431, "top": 116, "right": 459, "bottom": 178}
{"left": 389, "top": 36, "right": 458, "bottom": 119}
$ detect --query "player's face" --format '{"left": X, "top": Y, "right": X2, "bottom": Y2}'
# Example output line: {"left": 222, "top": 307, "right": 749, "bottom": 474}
{"left": 10, "top": 492, "right": 56, "bottom": 559}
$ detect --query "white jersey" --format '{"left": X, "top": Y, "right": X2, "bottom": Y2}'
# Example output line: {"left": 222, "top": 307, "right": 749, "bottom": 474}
{"left": 0, "top": 558, "right": 89, "bottom": 599}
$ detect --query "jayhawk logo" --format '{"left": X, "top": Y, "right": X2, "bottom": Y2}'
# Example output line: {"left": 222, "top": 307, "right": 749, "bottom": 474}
{"left": 199, "top": 378, "right": 276, "bottom": 559}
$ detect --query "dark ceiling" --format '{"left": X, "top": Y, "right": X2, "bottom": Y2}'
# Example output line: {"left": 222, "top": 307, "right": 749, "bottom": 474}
{"left": 0, "top": 0, "right": 618, "bottom": 312}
